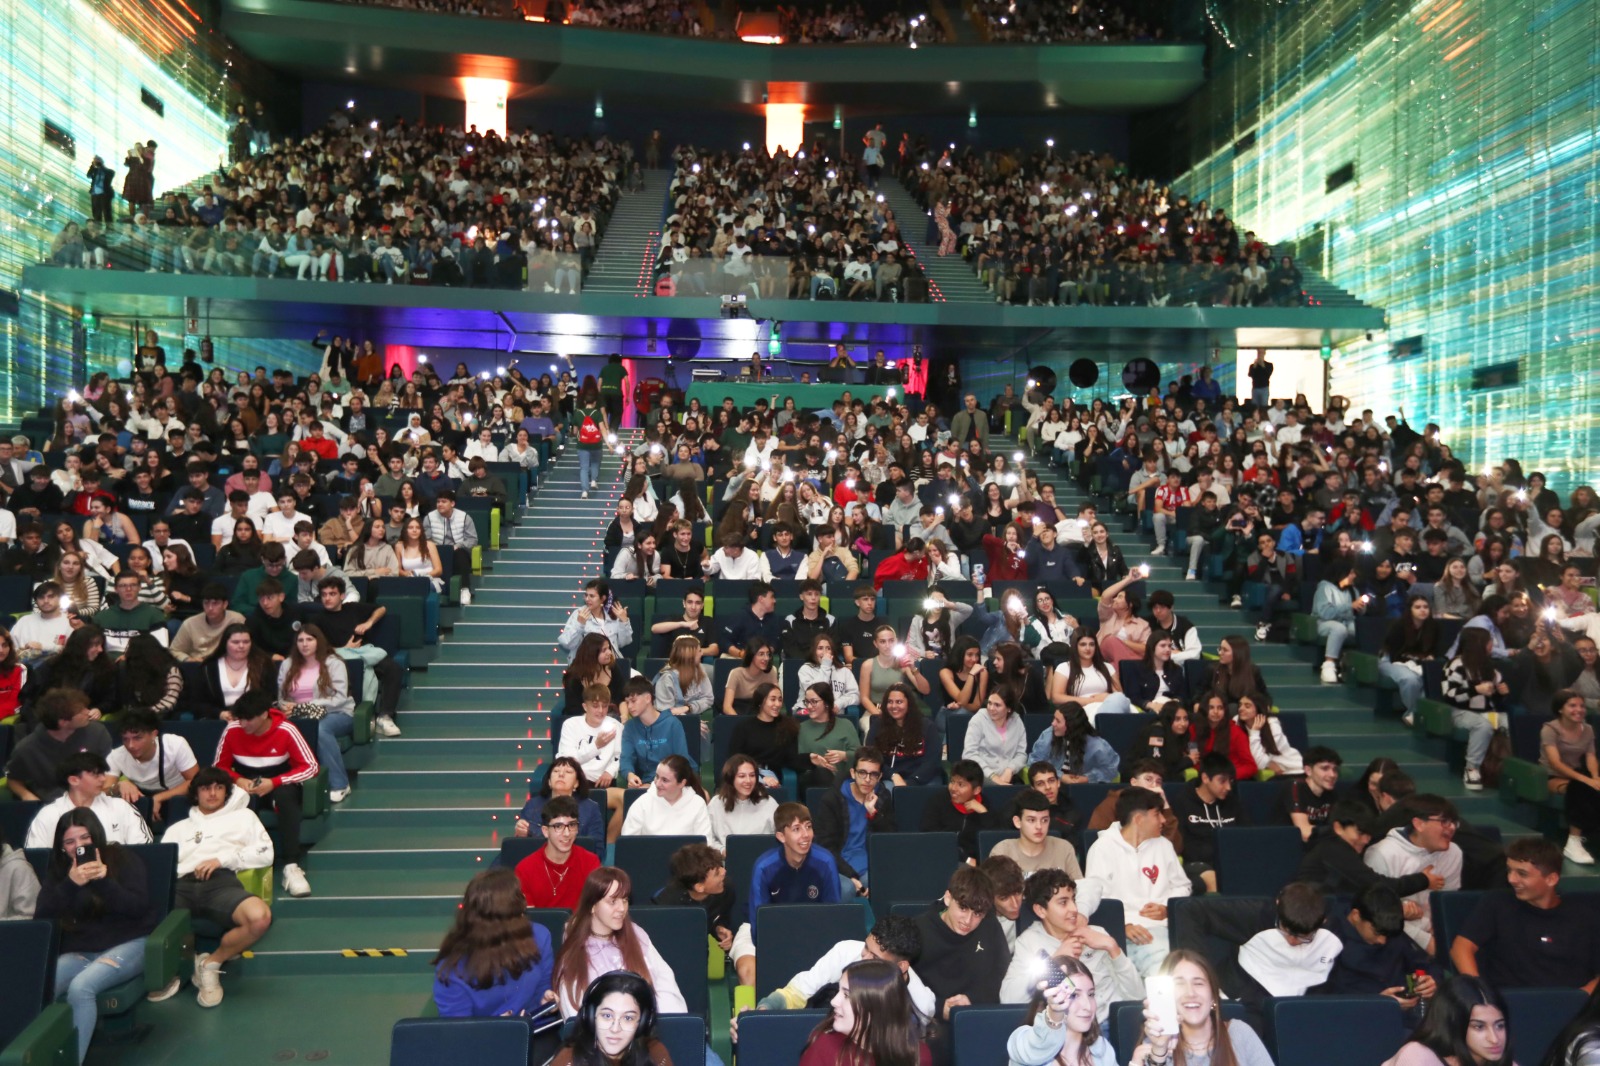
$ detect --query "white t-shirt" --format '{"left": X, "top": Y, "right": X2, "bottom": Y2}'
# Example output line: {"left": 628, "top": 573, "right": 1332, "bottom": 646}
{"left": 25, "top": 794, "right": 153, "bottom": 848}
{"left": 107, "top": 734, "right": 199, "bottom": 792}
{"left": 264, "top": 511, "right": 306, "bottom": 541}
{"left": 0, "top": 508, "right": 15, "bottom": 544}
{"left": 12, "top": 611, "right": 71, "bottom": 656}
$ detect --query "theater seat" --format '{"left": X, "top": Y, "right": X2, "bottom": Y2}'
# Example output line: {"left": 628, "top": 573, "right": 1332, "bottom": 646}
{"left": 1265, "top": 995, "right": 1406, "bottom": 1066}
{"left": 734, "top": 1009, "right": 827, "bottom": 1066}
{"left": 754, "top": 904, "right": 866, "bottom": 1000}
{"left": 389, "top": 1018, "right": 527, "bottom": 1066}
{"left": 1214, "top": 826, "right": 1304, "bottom": 895}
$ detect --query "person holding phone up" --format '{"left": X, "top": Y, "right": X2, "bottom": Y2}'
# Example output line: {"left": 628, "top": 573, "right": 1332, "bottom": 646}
{"left": 36, "top": 808, "right": 165, "bottom": 1064}
{"left": 1131, "top": 951, "right": 1274, "bottom": 1066}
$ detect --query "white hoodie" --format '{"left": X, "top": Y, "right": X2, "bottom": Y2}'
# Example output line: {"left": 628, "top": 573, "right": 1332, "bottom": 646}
{"left": 1000, "top": 913, "right": 1144, "bottom": 1021}
{"left": 159, "top": 787, "right": 274, "bottom": 876}
{"left": 1083, "top": 822, "right": 1191, "bottom": 927}
{"left": 1364, "top": 825, "right": 1462, "bottom": 949}
{"left": 1238, "top": 927, "right": 1343, "bottom": 996}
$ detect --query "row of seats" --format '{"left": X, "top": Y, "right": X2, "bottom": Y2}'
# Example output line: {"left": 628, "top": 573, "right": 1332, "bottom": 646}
{"left": 391, "top": 986, "right": 1590, "bottom": 1066}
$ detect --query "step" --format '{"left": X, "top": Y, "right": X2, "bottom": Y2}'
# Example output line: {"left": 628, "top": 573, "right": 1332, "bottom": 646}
{"left": 94, "top": 974, "right": 433, "bottom": 1049}
{"left": 355, "top": 747, "right": 554, "bottom": 777}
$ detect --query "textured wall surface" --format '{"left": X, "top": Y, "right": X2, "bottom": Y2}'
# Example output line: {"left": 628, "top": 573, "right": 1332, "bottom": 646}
{"left": 0, "top": 0, "right": 228, "bottom": 420}
{"left": 1169, "top": 0, "right": 1600, "bottom": 489}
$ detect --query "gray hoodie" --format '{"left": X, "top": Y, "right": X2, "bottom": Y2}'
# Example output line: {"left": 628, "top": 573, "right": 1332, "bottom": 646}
{"left": 1364, "top": 825, "right": 1463, "bottom": 949}
{"left": 0, "top": 844, "right": 40, "bottom": 920}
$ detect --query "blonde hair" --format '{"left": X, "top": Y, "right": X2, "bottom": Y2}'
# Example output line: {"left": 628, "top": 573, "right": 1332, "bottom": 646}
{"left": 669, "top": 634, "right": 707, "bottom": 691}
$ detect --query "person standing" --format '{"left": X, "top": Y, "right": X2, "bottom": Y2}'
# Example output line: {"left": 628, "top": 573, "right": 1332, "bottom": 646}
{"left": 1247, "top": 351, "right": 1273, "bottom": 409}
{"left": 598, "top": 355, "right": 629, "bottom": 430}
{"left": 573, "top": 388, "right": 609, "bottom": 498}
{"left": 121, "top": 141, "right": 156, "bottom": 220}
{"left": 86, "top": 156, "right": 115, "bottom": 225}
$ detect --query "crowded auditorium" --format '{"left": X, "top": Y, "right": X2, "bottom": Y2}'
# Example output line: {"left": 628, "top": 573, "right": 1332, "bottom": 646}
{"left": 1, "top": 0, "right": 1597, "bottom": 1064}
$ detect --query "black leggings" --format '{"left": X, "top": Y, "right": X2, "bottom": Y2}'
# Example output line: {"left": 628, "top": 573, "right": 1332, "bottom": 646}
{"left": 1563, "top": 777, "right": 1600, "bottom": 838}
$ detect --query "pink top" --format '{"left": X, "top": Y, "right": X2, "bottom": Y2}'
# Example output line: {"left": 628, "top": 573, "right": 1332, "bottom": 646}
{"left": 287, "top": 663, "right": 321, "bottom": 704}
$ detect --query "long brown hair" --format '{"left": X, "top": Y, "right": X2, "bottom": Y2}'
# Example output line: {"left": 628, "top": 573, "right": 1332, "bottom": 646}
{"left": 281, "top": 623, "right": 335, "bottom": 699}
{"left": 554, "top": 867, "right": 653, "bottom": 1008}
{"left": 804, "top": 958, "right": 923, "bottom": 1066}
{"left": 433, "top": 868, "right": 543, "bottom": 990}
{"left": 714, "top": 754, "right": 772, "bottom": 813}
{"left": 1211, "top": 635, "right": 1256, "bottom": 701}
{"left": 1161, "top": 949, "right": 1241, "bottom": 1066}
{"left": 668, "top": 634, "right": 706, "bottom": 692}
{"left": 873, "top": 683, "right": 925, "bottom": 752}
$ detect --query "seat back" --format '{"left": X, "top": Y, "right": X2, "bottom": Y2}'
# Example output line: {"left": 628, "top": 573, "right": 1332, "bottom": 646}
{"left": 1502, "top": 986, "right": 1589, "bottom": 1066}
{"left": 734, "top": 1009, "right": 828, "bottom": 1066}
{"left": 1266, "top": 995, "right": 1407, "bottom": 1066}
{"left": 868, "top": 832, "right": 960, "bottom": 915}
{"left": 614, "top": 835, "right": 702, "bottom": 898}
{"left": 1214, "top": 826, "right": 1305, "bottom": 896}
{"left": 630, "top": 905, "right": 709, "bottom": 1016}
{"left": 951, "top": 1005, "right": 1027, "bottom": 1065}
{"left": 725, "top": 834, "right": 776, "bottom": 911}
{"left": 887, "top": 785, "right": 941, "bottom": 833}
{"left": 524, "top": 908, "right": 568, "bottom": 957}
{"left": 389, "top": 1018, "right": 529, "bottom": 1066}
{"left": 944, "top": 711, "right": 972, "bottom": 763}
{"left": 1428, "top": 889, "right": 1485, "bottom": 961}
{"left": 655, "top": 1014, "right": 708, "bottom": 1066}
{"left": 755, "top": 904, "right": 867, "bottom": 998}
{"left": 0, "top": 920, "right": 57, "bottom": 1050}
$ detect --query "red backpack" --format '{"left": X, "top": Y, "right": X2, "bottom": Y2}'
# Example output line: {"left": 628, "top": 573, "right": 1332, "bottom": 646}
{"left": 577, "top": 412, "right": 602, "bottom": 445}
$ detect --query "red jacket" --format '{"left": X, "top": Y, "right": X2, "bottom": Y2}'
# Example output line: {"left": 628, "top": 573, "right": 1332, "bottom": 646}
{"left": 873, "top": 551, "right": 929, "bottom": 590}
{"left": 215, "top": 709, "right": 319, "bottom": 788}
{"left": 981, "top": 534, "right": 1028, "bottom": 581}
{"left": 300, "top": 435, "right": 338, "bottom": 461}
{"left": 1192, "top": 721, "right": 1258, "bottom": 782}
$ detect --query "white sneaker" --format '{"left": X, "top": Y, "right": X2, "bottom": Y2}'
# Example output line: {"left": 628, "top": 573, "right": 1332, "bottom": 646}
{"left": 1402, "top": 712, "right": 1415, "bottom": 728}
{"left": 1462, "top": 768, "right": 1484, "bottom": 791}
{"left": 1564, "top": 837, "right": 1595, "bottom": 865}
{"left": 194, "top": 954, "right": 224, "bottom": 1007}
{"left": 581, "top": 490, "right": 590, "bottom": 499}
{"left": 329, "top": 787, "right": 351, "bottom": 803}
{"left": 283, "top": 863, "right": 311, "bottom": 897}
{"left": 459, "top": 589, "right": 472, "bottom": 606}
{"left": 1229, "top": 595, "right": 1243, "bottom": 608}
{"left": 589, "top": 480, "right": 599, "bottom": 489}
{"left": 1185, "top": 570, "right": 1197, "bottom": 581}
{"left": 1320, "top": 660, "right": 1340, "bottom": 684}
{"left": 146, "top": 977, "right": 181, "bottom": 1002}
{"left": 374, "top": 715, "right": 401, "bottom": 738}
{"left": 1255, "top": 622, "right": 1271, "bottom": 642}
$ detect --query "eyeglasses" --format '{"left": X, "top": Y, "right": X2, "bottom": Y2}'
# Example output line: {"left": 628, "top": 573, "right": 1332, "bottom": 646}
{"left": 853, "top": 769, "right": 883, "bottom": 780}
{"left": 544, "top": 821, "right": 581, "bottom": 832}
{"left": 1423, "top": 815, "right": 1460, "bottom": 830}
{"left": 803, "top": 696, "right": 825, "bottom": 706}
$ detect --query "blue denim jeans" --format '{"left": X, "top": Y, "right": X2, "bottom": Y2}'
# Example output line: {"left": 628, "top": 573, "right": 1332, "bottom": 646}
{"left": 1318, "top": 619, "right": 1355, "bottom": 660}
{"left": 1379, "top": 658, "right": 1425, "bottom": 712}
{"left": 318, "top": 713, "right": 354, "bottom": 790}
{"left": 578, "top": 448, "right": 599, "bottom": 487}
{"left": 56, "top": 937, "right": 147, "bottom": 1063}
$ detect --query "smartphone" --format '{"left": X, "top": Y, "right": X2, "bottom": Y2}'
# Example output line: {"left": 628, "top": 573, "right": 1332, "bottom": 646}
{"left": 1146, "top": 974, "right": 1179, "bottom": 1036}
{"left": 891, "top": 644, "right": 907, "bottom": 659}
{"left": 74, "top": 843, "right": 99, "bottom": 866}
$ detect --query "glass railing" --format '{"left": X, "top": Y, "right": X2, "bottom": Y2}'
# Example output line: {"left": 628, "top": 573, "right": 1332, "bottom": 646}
{"left": 651, "top": 256, "right": 1309, "bottom": 307}
{"left": 39, "top": 224, "right": 595, "bottom": 292}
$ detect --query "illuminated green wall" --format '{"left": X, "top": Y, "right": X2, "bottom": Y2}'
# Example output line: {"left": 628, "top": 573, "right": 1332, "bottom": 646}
{"left": 1169, "top": 0, "right": 1600, "bottom": 491}
{"left": 0, "top": 0, "right": 228, "bottom": 422}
